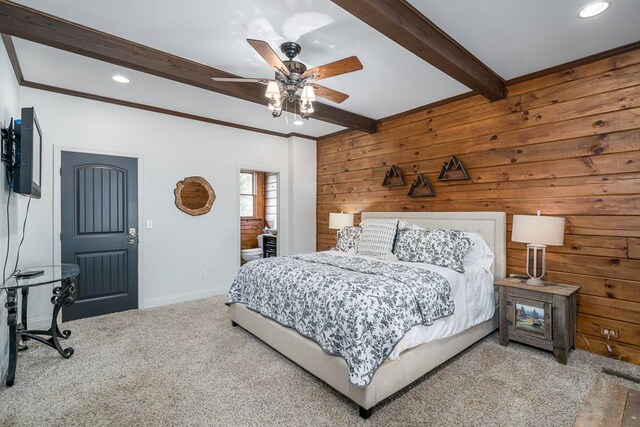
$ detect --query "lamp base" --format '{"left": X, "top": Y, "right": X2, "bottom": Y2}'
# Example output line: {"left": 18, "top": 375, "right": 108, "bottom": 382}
{"left": 525, "top": 276, "right": 545, "bottom": 286}
{"left": 524, "top": 244, "right": 547, "bottom": 287}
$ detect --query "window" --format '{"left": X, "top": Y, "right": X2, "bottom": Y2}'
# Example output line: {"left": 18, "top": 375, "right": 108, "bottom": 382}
{"left": 240, "top": 172, "right": 256, "bottom": 217}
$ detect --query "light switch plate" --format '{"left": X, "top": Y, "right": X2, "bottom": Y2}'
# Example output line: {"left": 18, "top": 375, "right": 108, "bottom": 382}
{"left": 146, "top": 220, "right": 153, "bottom": 229}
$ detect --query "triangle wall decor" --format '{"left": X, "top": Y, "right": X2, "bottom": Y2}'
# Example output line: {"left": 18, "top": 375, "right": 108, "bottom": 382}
{"left": 437, "top": 156, "right": 470, "bottom": 181}
{"left": 407, "top": 173, "right": 436, "bottom": 197}
{"left": 381, "top": 165, "right": 406, "bottom": 188}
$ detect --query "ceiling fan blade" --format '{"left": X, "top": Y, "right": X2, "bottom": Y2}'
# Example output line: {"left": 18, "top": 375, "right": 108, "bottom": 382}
{"left": 311, "top": 84, "right": 349, "bottom": 103}
{"left": 304, "top": 56, "right": 363, "bottom": 81}
{"left": 211, "top": 77, "right": 267, "bottom": 83}
{"left": 247, "top": 39, "right": 290, "bottom": 76}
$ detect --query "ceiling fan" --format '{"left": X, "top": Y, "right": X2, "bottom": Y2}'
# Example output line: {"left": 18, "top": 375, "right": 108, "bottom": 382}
{"left": 212, "top": 39, "right": 363, "bottom": 120}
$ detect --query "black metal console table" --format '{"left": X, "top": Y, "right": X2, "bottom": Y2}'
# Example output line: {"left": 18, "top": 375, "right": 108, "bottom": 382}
{"left": 2, "top": 264, "right": 79, "bottom": 386}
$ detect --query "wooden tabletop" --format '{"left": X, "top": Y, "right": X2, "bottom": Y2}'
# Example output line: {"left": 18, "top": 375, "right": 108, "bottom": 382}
{"left": 495, "top": 276, "right": 580, "bottom": 296}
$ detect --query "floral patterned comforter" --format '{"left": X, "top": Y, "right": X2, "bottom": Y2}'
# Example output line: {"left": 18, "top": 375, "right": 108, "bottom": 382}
{"left": 226, "top": 252, "right": 454, "bottom": 387}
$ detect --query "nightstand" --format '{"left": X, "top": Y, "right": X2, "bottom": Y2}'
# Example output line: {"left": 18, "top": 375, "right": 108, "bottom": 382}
{"left": 495, "top": 277, "right": 580, "bottom": 364}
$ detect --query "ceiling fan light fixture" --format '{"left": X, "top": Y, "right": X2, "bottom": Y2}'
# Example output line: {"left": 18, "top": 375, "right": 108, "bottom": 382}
{"left": 578, "top": 1, "right": 611, "bottom": 18}
{"left": 300, "top": 100, "right": 314, "bottom": 115}
{"left": 265, "top": 80, "right": 281, "bottom": 99}
{"left": 300, "top": 84, "right": 316, "bottom": 102}
{"left": 267, "top": 97, "right": 282, "bottom": 111}
{"left": 233, "top": 39, "right": 361, "bottom": 120}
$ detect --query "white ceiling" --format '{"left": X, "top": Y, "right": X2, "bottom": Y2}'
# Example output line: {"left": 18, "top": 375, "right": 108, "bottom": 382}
{"left": 14, "top": 39, "right": 345, "bottom": 137}
{"left": 10, "top": 0, "right": 640, "bottom": 137}
{"left": 410, "top": 0, "right": 640, "bottom": 80}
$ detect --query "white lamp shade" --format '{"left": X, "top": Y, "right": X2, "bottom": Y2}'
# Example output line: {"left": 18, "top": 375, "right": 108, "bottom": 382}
{"left": 265, "top": 81, "right": 280, "bottom": 99}
{"left": 512, "top": 214, "right": 565, "bottom": 246}
{"left": 329, "top": 212, "right": 354, "bottom": 230}
{"left": 301, "top": 84, "right": 316, "bottom": 102}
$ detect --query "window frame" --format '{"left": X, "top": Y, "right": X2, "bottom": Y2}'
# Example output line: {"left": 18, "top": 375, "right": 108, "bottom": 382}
{"left": 240, "top": 171, "right": 257, "bottom": 218}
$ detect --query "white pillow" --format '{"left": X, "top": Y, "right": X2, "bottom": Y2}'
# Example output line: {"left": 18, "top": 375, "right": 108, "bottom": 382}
{"left": 357, "top": 219, "right": 399, "bottom": 258}
{"left": 464, "top": 232, "right": 495, "bottom": 272}
{"left": 398, "top": 220, "right": 425, "bottom": 231}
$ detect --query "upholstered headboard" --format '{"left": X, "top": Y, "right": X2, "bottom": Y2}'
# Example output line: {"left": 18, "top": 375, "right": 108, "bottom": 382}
{"left": 361, "top": 211, "right": 507, "bottom": 280}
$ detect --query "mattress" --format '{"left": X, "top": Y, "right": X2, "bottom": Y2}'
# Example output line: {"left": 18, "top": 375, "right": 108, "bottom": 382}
{"left": 389, "top": 261, "right": 495, "bottom": 359}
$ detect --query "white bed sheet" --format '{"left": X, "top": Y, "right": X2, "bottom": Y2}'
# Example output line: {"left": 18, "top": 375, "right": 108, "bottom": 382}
{"left": 388, "top": 260, "right": 495, "bottom": 359}
{"left": 321, "top": 251, "right": 496, "bottom": 361}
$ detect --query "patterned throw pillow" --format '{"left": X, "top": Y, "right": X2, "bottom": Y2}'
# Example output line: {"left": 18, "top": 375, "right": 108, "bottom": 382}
{"left": 394, "top": 228, "right": 472, "bottom": 273}
{"left": 333, "top": 226, "right": 361, "bottom": 253}
{"left": 357, "top": 219, "right": 399, "bottom": 258}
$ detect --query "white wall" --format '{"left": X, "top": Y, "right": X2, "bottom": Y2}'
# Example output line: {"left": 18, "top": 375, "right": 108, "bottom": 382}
{"left": 288, "top": 137, "right": 317, "bottom": 254}
{"left": 2, "top": 86, "right": 316, "bottom": 367}
{"left": 0, "top": 43, "right": 26, "bottom": 380}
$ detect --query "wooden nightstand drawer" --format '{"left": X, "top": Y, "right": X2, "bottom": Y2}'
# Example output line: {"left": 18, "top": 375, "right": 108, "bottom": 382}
{"left": 496, "top": 277, "right": 580, "bottom": 364}
{"left": 507, "top": 287, "right": 553, "bottom": 304}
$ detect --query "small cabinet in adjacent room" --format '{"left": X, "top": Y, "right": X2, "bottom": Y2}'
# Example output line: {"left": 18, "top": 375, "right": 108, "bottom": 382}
{"left": 263, "top": 234, "right": 277, "bottom": 258}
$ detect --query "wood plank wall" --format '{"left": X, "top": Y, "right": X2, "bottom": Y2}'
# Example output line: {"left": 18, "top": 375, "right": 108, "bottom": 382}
{"left": 316, "top": 48, "right": 640, "bottom": 364}
{"left": 241, "top": 172, "right": 265, "bottom": 250}
{"left": 265, "top": 173, "right": 278, "bottom": 229}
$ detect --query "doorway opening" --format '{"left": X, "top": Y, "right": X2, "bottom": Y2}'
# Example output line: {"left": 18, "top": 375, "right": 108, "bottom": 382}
{"left": 239, "top": 170, "right": 279, "bottom": 265}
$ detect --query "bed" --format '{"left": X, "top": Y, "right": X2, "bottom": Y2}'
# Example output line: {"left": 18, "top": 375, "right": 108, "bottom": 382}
{"left": 227, "top": 211, "right": 506, "bottom": 418}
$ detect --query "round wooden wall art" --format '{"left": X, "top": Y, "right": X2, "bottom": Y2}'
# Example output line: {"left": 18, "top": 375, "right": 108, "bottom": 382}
{"left": 174, "top": 176, "right": 216, "bottom": 216}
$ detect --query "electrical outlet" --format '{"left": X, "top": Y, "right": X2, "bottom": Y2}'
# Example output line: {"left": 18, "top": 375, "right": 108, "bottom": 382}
{"left": 601, "top": 327, "right": 618, "bottom": 338}
{"left": 200, "top": 270, "right": 206, "bottom": 279}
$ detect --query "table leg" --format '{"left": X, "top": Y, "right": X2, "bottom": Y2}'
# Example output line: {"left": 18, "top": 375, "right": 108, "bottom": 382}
{"left": 552, "top": 294, "right": 570, "bottom": 365}
{"left": 49, "top": 278, "right": 74, "bottom": 357}
{"left": 20, "top": 278, "right": 75, "bottom": 358}
{"left": 498, "top": 286, "right": 510, "bottom": 346}
{"left": 18, "top": 286, "right": 30, "bottom": 350}
{"left": 21, "top": 286, "right": 28, "bottom": 329}
{"left": 5, "top": 288, "right": 18, "bottom": 386}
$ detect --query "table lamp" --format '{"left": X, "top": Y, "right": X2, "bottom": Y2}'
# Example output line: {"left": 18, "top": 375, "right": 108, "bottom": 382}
{"left": 329, "top": 212, "right": 354, "bottom": 239}
{"left": 511, "top": 211, "right": 565, "bottom": 286}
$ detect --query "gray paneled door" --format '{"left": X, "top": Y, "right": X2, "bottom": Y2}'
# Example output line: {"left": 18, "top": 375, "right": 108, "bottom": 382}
{"left": 61, "top": 151, "right": 138, "bottom": 321}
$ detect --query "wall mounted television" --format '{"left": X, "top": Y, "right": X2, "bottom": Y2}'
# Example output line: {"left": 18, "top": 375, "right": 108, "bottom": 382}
{"left": 13, "top": 107, "right": 42, "bottom": 199}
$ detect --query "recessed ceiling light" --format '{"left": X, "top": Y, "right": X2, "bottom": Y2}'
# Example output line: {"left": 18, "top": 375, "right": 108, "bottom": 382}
{"left": 112, "top": 75, "right": 130, "bottom": 84}
{"left": 293, "top": 119, "right": 304, "bottom": 126}
{"left": 578, "top": 1, "right": 611, "bottom": 18}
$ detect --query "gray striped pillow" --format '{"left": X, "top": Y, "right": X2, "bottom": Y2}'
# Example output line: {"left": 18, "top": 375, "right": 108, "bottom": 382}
{"left": 357, "top": 219, "right": 399, "bottom": 258}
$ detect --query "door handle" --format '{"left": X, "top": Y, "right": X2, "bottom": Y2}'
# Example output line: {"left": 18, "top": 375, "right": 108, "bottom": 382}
{"left": 123, "top": 238, "right": 138, "bottom": 245}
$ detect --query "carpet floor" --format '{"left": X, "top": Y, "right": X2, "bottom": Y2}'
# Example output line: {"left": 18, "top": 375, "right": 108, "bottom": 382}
{"left": 1, "top": 295, "right": 639, "bottom": 426}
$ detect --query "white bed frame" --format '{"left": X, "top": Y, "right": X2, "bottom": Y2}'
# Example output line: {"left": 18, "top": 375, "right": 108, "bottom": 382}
{"left": 229, "top": 211, "right": 506, "bottom": 418}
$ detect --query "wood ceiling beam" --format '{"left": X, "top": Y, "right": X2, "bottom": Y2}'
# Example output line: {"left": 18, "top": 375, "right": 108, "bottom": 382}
{"left": 0, "top": 1, "right": 377, "bottom": 132}
{"left": 331, "top": 0, "right": 506, "bottom": 101}
{"left": 1, "top": 32, "right": 23, "bottom": 84}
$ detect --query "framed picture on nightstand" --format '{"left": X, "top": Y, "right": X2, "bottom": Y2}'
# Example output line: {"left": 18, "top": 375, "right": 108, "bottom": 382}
{"left": 513, "top": 298, "right": 552, "bottom": 340}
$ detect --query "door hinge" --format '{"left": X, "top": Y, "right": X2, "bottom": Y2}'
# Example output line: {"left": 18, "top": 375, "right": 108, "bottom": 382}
{"left": 506, "top": 320, "right": 513, "bottom": 326}
{"left": 59, "top": 167, "right": 62, "bottom": 176}
{"left": 59, "top": 232, "right": 62, "bottom": 240}
{"left": 506, "top": 300, "right": 513, "bottom": 306}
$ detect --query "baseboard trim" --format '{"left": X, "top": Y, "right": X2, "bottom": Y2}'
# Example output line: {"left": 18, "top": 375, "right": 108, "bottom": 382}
{"left": 143, "top": 287, "right": 229, "bottom": 309}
